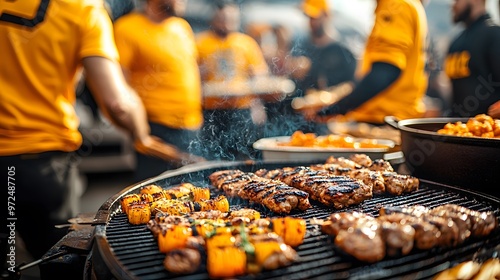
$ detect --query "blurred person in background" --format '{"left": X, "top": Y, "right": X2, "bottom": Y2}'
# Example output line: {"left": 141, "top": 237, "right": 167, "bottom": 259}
{"left": 0, "top": 0, "right": 183, "bottom": 265}
{"left": 294, "top": 0, "right": 357, "bottom": 95}
{"left": 315, "top": 0, "right": 429, "bottom": 125}
{"left": 196, "top": 0, "right": 269, "bottom": 161}
{"left": 263, "top": 0, "right": 358, "bottom": 137}
{"left": 444, "top": 0, "right": 500, "bottom": 118}
{"left": 114, "top": 0, "right": 206, "bottom": 181}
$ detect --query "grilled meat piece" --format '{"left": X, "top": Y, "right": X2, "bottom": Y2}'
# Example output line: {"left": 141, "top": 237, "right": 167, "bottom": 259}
{"left": 327, "top": 155, "right": 395, "bottom": 173}
{"left": 368, "top": 159, "right": 394, "bottom": 173}
{"left": 209, "top": 170, "right": 311, "bottom": 214}
{"left": 349, "top": 154, "right": 373, "bottom": 168}
{"left": 164, "top": 248, "right": 201, "bottom": 274}
{"left": 323, "top": 212, "right": 414, "bottom": 259}
{"left": 334, "top": 220, "right": 385, "bottom": 263}
{"left": 325, "top": 156, "right": 363, "bottom": 169}
{"left": 377, "top": 213, "right": 440, "bottom": 250}
{"left": 239, "top": 180, "right": 311, "bottom": 213}
{"left": 313, "top": 162, "right": 418, "bottom": 196}
{"left": 310, "top": 163, "right": 352, "bottom": 177}
{"left": 349, "top": 169, "right": 386, "bottom": 194}
{"left": 428, "top": 216, "right": 463, "bottom": 247}
{"left": 209, "top": 170, "right": 249, "bottom": 197}
{"left": 227, "top": 209, "right": 261, "bottom": 221}
{"left": 381, "top": 173, "right": 420, "bottom": 195}
{"left": 321, "top": 211, "right": 374, "bottom": 236}
{"left": 381, "top": 206, "right": 460, "bottom": 247}
{"left": 433, "top": 204, "right": 498, "bottom": 237}
{"left": 182, "top": 210, "right": 225, "bottom": 220}
{"left": 380, "top": 221, "right": 415, "bottom": 256}
{"left": 255, "top": 166, "right": 372, "bottom": 209}
{"left": 429, "top": 207, "right": 472, "bottom": 243}
{"left": 248, "top": 233, "right": 299, "bottom": 270}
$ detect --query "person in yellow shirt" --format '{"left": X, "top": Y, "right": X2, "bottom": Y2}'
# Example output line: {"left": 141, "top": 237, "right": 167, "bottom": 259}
{"left": 114, "top": 0, "right": 205, "bottom": 180}
{"left": 196, "top": 0, "right": 269, "bottom": 160}
{"left": 0, "top": 0, "right": 192, "bottom": 263}
{"left": 316, "top": 0, "right": 429, "bottom": 124}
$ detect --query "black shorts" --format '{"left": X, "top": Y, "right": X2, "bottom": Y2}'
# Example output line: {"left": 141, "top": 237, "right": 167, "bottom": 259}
{"left": 0, "top": 151, "right": 82, "bottom": 260}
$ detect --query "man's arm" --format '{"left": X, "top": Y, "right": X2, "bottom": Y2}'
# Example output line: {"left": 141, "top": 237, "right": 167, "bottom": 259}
{"left": 83, "top": 56, "right": 205, "bottom": 164}
{"left": 83, "top": 56, "right": 150, "bottom": 143}
{"left": 317, "top": 62, "right": 401, "bottom": 116}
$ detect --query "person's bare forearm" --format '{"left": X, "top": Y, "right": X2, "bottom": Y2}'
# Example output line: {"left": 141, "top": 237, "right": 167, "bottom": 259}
{"left": 81, "top": 56, "right": 206, "bottom": 164}
{"left": 82, "top": 56, "right": 150, "bottom": 143}
{"left": 488, "top": 101, "right": 500, "bottom": 118}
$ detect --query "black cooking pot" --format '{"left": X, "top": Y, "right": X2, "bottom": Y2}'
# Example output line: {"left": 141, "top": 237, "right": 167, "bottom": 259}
{"left": 384, "top": 116, "right": 500, "bottom": 196}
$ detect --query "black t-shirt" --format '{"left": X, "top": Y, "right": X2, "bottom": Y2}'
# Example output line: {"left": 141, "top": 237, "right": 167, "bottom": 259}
{"left": 293, "top": 38, "right": 357, "bottom": 96}
{"left": 445, "top": 14, "right": 500, "bottom": 117}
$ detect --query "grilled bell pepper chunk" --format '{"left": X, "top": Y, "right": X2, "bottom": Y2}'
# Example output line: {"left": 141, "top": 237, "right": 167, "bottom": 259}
{"left": 190, "top": 186, "right": 211, "bottom": 201}
{"left": 120, "top": 194, "right": 141, "bottom": 215}
{"left": 272, "top": 217, "right": 307, "bottom": 247}
{"left": 158, "top": 226, "right": 192, "bottom": 253}
{"left": 139, "top": 193, "right": 154, "bottom": 204}
{"left": 206, "top": 234, "right": 235, "bottom": 249}
{"left": 207, "top": 246, "right": 246, "bottom": 278}
{"left": 151, "top": 199, "right": 190, "bottom": 215}
{"left": 198, "top": 195, "right": 229, "bottom": 212}
{"left": 127, "top": 203, "right": 151, "bottom": 225}
{"left": 164, "top": 183, "right": 202, "bottom": 200}
{"left": 252, "top": 240, "right": 282, "bottom": 266}
{"left": 193, "top": 219, "right": 228, "bottom": 238}
{"left": 140, "top": 184, "right": 164, "bottom": 195}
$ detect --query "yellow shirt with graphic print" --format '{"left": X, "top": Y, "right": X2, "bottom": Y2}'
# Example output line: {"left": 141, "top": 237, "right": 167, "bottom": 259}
{"left": 196, "top": 31, "right": 269, "bottom": 110}
{"left": 0, "top": 0, "right": 118, "bottom": 155}
{"left": 114, "top": 13, "right": 203, "bottom": 130}
{"left": 345, "top": 0, "right": 428, "bottom": 123}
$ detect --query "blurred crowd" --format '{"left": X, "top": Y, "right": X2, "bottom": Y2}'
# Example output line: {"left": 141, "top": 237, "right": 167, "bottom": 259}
{"left": 1, "top": 0, "right": 500, "bottom": 264}
{"left": 88, "top": 0, "right": 500, "bottom": 167}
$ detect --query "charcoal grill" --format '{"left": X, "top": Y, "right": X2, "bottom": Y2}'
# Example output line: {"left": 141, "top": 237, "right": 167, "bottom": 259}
{"left": 88, "top": 160, "right": 500, "bottom": 280}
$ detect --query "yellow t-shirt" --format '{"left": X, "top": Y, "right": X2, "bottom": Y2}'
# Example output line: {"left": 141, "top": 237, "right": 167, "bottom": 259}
{"left": 345, "top": 0, "right": 428, "bottom": 123}
{"left": 0, "top": 0, "right": 118, "bottom": 156}
{"left": 196, "top": 31, "right": 269, "bottom": 110}
{"left": 114, "top": 13, "right": 203, "bottom": 129}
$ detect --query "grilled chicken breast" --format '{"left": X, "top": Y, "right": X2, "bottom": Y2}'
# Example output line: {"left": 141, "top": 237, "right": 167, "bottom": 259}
{"left": 255, "top": 166, "right": 372, "bottom": 209}
{"left": 209, "top": 170, "right": 311, "bottom": 214}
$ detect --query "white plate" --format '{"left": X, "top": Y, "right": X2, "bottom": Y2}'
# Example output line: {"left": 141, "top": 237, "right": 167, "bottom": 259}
{"left": 253, "top": 136, "right": 396, "bottom": 161}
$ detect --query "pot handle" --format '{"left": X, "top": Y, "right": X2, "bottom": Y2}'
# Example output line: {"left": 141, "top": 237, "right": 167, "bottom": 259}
{"left": 384, "top": 116, "right": 400, "bottom": 130}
